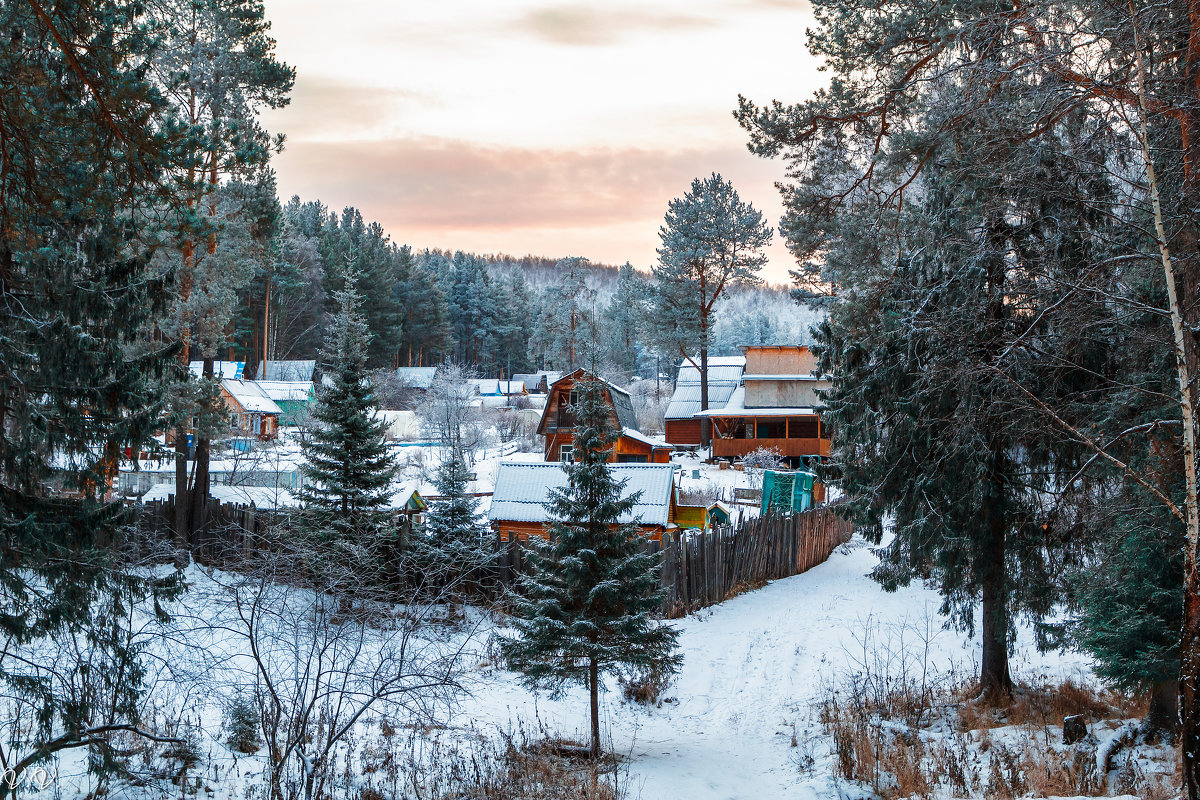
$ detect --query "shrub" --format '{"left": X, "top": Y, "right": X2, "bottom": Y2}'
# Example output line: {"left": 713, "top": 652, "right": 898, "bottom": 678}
{"left": 225, "top": 692, "right": 261, "bottom": 754}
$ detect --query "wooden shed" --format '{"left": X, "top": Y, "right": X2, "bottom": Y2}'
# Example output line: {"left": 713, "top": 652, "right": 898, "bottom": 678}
{"left": 488, "top": 462, "right": 678, "bottom": 542}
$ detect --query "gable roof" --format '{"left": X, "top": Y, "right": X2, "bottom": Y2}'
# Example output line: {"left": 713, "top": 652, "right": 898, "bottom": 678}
{"left": 259, "top": 360, "right": 316, "bottom": 381}
{"left": 488, "top": 462, "right": 676, "bottom": 526}
{"left": 221, "top": 380, "right": 283, "bottom": 414}
{"left": 190, "top": 360, "right": 244, "bottom": 380}
{"left": 665, "top": 356, "right": 745, "bottom": 420}
{"left": 394, "top": 366, "right": 438, "bottom": 389}
{"left": 540, "top": 369, "right": 639, "bottom": 433}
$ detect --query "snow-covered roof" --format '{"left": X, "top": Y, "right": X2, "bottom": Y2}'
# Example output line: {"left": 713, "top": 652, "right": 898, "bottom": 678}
{"left": 190, "top": 361, "right": 244, "bottom": 379}
{"left": 141, "top": 483, "right": 297, "bottom": 509}
{"left": 254, "top": 381, "right": 314, "bottom": 402}
{"left": 222, "top": 380, "right": 283, "bottom": 414}
{"left": 742, "top": 374, "right": 822, "bottom": 381}
{"left": 621, "top": 427, "right": 670, "bottom": 449}
{"left": 665, "top": 382, "right": 743, "bottom": 420}
{"left": 259, "top": 360, "right": 315, "bottom": 381}
{"left": 675, "top": 356, "right": 746, "bottom": 382}
{"left": 692, "top": 387, "right": 816, "bottom": 417}
{"left": 488, "top": 462, "right": 676, "bottom": 526}
{"left": 388, "top": 482, "right": 426, "bottom": 510}
{"left": 666, "top": 357, "right": 745, "bottom": 420}
{"left": 395, "top": 366, "right": 438, "bottom": 389}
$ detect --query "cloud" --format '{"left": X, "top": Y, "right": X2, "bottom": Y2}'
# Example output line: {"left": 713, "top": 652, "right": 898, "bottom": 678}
{"left": 267, "top": 77, "right": 438, "bottom": 141}
{"left": 513, "top": 4, "right": 719, "bottom": 46}
{"left": 269, "top": 135, "right": 795, "bottom": 274}
{"left": 276, "top": 137, "right": 761, "bottom": 227}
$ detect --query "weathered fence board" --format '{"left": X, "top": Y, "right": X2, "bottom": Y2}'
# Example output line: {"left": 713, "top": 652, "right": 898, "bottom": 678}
{"left": 491, "top": 504, "right": 854, "bottom": 618}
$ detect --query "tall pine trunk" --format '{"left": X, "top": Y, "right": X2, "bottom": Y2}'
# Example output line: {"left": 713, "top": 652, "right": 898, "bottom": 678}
{"left": 188, "top": 358, "right": 214, "bottom": 538}
{"left": 979, "top": 506, "right": 1012, "bottom": 700}
{"left": 589, "top": 656, "right": 601, "bottom": 758}
{"left": 699, "top": 345, "right": 711, "bottom": 450}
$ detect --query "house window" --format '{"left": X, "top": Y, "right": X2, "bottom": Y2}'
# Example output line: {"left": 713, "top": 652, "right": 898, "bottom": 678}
{"left": 560, "top": 445, "right": 574, "bottom": 463}
{"left": 788, "top": 417, "right": 819, "bottom": 439}
{"left": 617, "top": 454, "right": 648, "bottom": 463}
{"left": 755, "top": 419, "right": 786, "bottom": 439}
{"left": 567, "top": 389, "right": 579, "bottom": 407}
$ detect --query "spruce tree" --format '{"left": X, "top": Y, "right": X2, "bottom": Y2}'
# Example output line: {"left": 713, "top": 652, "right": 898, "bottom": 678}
{"left": 501, "top": 377, "right": 681, "bottom": 757}
{"left": 298, "top": 284, "right": 399, "bottom": 561}
{"left": 418, "top": 452, "right": 490, "bottom": 596}
{"left": 651, "top": 174, "right": 771, "bottom": 448}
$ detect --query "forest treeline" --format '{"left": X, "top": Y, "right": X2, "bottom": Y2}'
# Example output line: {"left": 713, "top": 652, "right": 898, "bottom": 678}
{"left": 226, "top": 197, "right": 820, "bottom": 381}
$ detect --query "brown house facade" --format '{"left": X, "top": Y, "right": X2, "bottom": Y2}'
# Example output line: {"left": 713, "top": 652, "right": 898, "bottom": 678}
{"left": 698, "top": 345, "right": 832, "bottom": 465}
{"left": 537, "top": 369, "right": 671, "bottom": 464}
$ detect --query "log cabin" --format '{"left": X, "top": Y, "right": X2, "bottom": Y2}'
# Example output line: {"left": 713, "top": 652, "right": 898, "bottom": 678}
{"left": 537, "top": 369, "right": 671, "bottom": 463}
{"left": 488, "top": 461, "right": 678, "bottom": 542}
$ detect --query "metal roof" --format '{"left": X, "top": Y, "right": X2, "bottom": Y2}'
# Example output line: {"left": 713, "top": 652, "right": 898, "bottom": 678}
{"left": 222, "top": 380, "right": 283, "bottom": 414}
{"left": 190, "top": 361, "right": 244, "bottom": 379}
{"left": 488, "top": 462, "right": 676, "bottom": 526}
{"left": 254, "top": 381, "right": 314, "bottom": 402}
{"left": 394, "top": 366, "right": 438, "bottom": 389}
{"left": 665, "top": 382, "right": 742, "bottom": 420}
{"left": 674, "top": 356, "right": 745, "bottom": 385}
{"left": 259, "top": 360, "right": 316, "bottom": 381}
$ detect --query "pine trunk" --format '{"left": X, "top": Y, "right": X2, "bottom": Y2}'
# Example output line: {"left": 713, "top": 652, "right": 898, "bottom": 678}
{"left": 173, "top": 425, "right": 190, "bottom": 566}
{"left": 189, "top": 356, "right": 214, "bottom": 536}
{"left": 589, "top": 656, "right": 601, "bottom": 758}
{"left": 980, "top": 496, "right": 1012, "bottom": 701}
{"left": 699, "top": 346, "right": 711, "bottom": 450}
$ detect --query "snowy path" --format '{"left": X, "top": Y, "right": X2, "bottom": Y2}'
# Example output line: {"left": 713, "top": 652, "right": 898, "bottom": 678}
{"left": 459, "top": 538, "right": 1094, "bottom": 799}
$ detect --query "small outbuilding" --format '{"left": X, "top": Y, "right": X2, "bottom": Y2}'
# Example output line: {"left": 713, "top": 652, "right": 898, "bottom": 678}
{"left": 488, "top": 461, "right": 678, "bottom": 542}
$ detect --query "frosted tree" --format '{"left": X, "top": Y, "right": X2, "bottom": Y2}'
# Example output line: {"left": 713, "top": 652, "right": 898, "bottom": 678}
{"left": 298, "top": 285, "right": 398, "bottom": 559}
{"left": 651, "top": 174, "right": 772, "bottom": 447}
{"left": 501, "top": 377, "right": 681, "bottom": 757}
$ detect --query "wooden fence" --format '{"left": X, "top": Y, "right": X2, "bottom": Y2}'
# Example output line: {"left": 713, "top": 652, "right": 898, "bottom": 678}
{"left": 131, "top": 499, "right": 287, "bottom": 565}
{"left": 133, "top": 498, "right": 852, "bottom": 617}
{"left": 495, "top": 504, "right": 854, "bottom": 618}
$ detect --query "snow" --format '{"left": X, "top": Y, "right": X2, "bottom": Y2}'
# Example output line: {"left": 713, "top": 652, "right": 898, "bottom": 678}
{"left": 16, "top": 528, "right": 1151, "bottom": 800}
{"left": 458, "top": 537, "right": 1097, "bottom": 800}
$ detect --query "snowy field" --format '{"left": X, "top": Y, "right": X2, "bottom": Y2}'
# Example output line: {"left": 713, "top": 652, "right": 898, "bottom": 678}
{"left": 23, "top": 529, "right": 1133, "bottom": 800}
{"left": 458, "top": 537, "right": 1098, "bottom": 800}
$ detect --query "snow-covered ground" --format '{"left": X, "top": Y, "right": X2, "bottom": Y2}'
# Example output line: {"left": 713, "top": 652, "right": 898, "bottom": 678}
{"left": 16, "top": 525, "right": 1148, "bottom": 799}
{"left": 459, "top": 536, "right": 1096, "bottom": 800}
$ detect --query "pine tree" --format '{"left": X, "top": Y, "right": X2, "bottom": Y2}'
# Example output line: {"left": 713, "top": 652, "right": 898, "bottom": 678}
{"left": 298, "top": 284, "right": 399, "bottom": 559}
{"left": 501, "top": 377, "right": 681, "bottom": 757}
{"left": 651, "top": 174, "right": 771, "bottom": 447}
{"left": 0, "top": 0, "right": 184, "bottom": 788}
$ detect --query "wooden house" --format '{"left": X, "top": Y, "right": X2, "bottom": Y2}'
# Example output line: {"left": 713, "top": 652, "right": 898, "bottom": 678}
{"left": 697, "top": 345, "right": 832, "bottom": 466}
{"left": 220, "top": 379, "right": 282, "bottom": 440}
{"left": 488, "top": 462, "right": 678, "bottom": 542}
{"left": 537, "top": 369, "right": 671, "bottom": 464}
{"left": 664, "top": 355, "right": 745, "bottom": 445}
{"left": 255, "top": 381, "right": 314, "bottom": 426}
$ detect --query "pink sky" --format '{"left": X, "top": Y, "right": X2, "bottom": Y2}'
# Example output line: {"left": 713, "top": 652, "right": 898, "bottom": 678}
{"left": 260, "top": 1, "right": 824, "bottom": 283}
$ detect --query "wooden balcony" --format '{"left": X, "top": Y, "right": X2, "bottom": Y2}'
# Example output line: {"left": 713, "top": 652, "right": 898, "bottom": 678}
{"left": 713, "top": 437, "right": 831, "bottom": 459}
